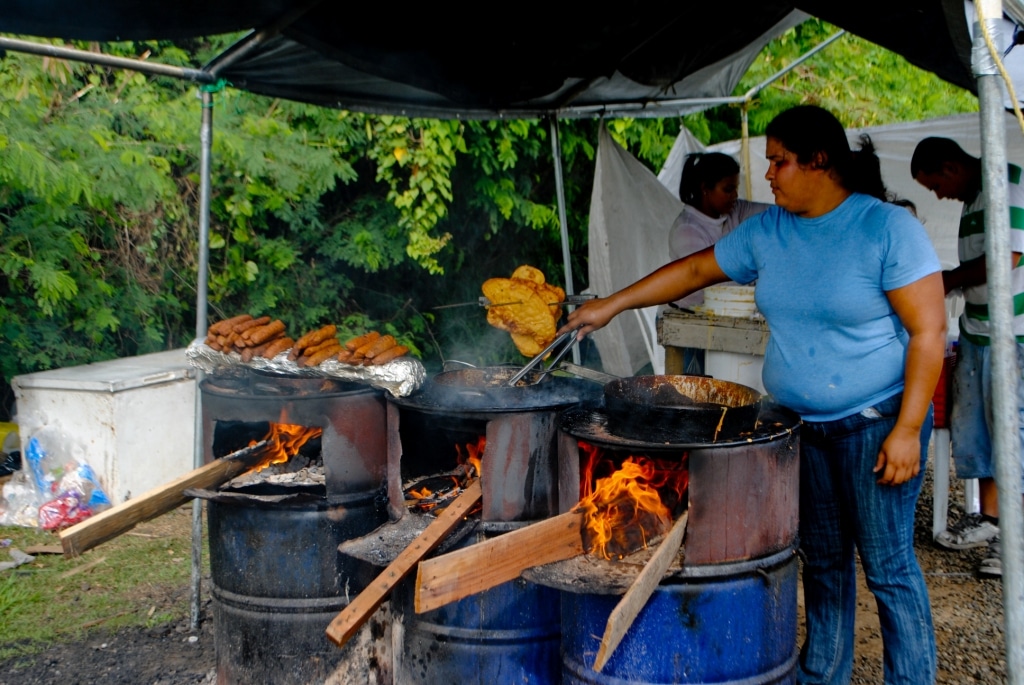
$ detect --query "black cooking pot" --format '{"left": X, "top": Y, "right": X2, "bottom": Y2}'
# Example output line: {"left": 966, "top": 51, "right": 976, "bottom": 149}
{"left": 603, "top": 374, "right": 762, "bottom": 442}
{"left": 559, "top": 364, "right": 763, "bottom": 443}
{"left": 401, "top": 365, "right": 601, "bottom": 413}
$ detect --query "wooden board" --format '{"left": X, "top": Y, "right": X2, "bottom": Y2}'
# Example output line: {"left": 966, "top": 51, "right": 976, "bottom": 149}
{"left": 59, "top": 442, "right": 269, "bottom": 557}
{"left": 325, "top": 480, "right": 482, "bottom": 648}
{"left": 415, "top": 509, "right": 584, "bottom": 614}
{"left": 593, "top": 511, "right": 688, "bottom": 672}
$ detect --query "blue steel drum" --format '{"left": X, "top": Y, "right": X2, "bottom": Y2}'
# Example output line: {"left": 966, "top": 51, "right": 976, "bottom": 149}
{"left": 561, "top": 550, "right": 798, "bottom": 685}
{"left": 394, "top": 521, "right": 562, "bottom": 684}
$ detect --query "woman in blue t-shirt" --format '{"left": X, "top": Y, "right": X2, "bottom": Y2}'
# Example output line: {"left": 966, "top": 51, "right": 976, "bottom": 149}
{"left": 562, "top": 105, "right": 946, "bottom": 684}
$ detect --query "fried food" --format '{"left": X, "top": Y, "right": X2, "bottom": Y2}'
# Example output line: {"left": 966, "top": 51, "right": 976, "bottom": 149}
{"left": 345, "top": 331, "right": 381, "bottom": 351}
{"left": 371, "top": 344, "right": 409, "bottom": 365}
{"left": 482, "top": 265, "right": 565, "bottom": 357}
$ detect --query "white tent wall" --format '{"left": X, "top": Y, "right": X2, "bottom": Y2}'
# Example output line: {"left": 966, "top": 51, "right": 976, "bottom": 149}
{"left": 587, "top": 124, "right": 682, "bottom": 377}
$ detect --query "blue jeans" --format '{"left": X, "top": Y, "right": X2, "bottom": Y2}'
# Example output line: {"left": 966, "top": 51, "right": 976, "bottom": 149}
{"left": 797, "top": 392, "right": 936, "bottom": 685}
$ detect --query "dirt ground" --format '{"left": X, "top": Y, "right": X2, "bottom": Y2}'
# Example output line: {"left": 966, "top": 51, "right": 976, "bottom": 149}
{"left": 0, "top": 461, "right": 1009, "bottom": 685}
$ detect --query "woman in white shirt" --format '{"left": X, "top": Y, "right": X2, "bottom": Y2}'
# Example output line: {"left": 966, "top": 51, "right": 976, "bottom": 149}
{"left": 669, "top": 152, "right": 770, "bottom": 308}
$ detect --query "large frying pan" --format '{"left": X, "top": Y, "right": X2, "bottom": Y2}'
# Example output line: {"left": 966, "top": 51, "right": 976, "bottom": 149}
{"left": 411, "top": 364, "right": 601, "bottom": 412}
{"left": 560, "top": 363, "right": 763, "bottom": 443}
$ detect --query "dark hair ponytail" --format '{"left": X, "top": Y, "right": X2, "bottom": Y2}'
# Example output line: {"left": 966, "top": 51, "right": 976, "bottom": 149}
{"left": 678, "top": 152, "right": 740, "bottom": 206}
{"left": 765, "top": 106, "right": 889, "bottom": 201}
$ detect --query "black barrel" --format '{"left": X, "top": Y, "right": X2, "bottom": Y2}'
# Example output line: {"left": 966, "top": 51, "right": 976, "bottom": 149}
{"left": 207, "top": 487, "right": 388, "bottom": 685}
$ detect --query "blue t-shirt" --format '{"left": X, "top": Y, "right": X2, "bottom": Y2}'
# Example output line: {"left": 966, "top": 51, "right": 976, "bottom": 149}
{"left": 714, "top": 193, "right": 941, "bottom": 421}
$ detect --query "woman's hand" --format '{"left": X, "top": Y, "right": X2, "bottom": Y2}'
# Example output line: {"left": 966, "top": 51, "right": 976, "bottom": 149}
{"left": 874, "top": 423, "right": 923, "bottom": 485}
{"left": 559, "top": 297, "right": 622, "bottom": 339}
{"left": 879, "top": 271, "right": 946, "bottom": 486}
{"left": 557, "top": 247, "right": 730, "bottom": 341}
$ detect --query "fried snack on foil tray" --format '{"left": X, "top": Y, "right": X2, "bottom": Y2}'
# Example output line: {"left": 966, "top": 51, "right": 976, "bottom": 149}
{"left": 482, "top": 265, "right": 565, "bottom": 357}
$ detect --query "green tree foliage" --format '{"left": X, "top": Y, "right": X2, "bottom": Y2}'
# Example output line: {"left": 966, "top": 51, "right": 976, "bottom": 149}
{"left": 0, "top": 21, "right": 982, "bottom": 418}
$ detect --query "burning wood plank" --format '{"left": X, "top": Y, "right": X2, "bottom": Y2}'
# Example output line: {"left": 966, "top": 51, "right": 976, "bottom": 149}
{"left": 325, "top": 480, "right": 482, "bottom": 648}
{"left": 59, "top": 440, "right": 271, "bottom": 558}
{"left": 593, "top": 510, "right": 689, "bottom": 672}
{"left": 414, "top": 509, "right": 584, "bottom": 614}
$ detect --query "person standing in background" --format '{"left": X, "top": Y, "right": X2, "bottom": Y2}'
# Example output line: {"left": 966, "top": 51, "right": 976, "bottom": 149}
{"left": 667, "top": 152, "right": 770, "bottom": 373}
{"left": 911, "top": 136, "right": 1024, "bottom": 577}
{"left": 669, "top": 152, "right": 771, "bottom": 308}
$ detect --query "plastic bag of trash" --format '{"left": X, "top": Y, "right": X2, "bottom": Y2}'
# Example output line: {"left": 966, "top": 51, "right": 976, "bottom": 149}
{"left": 0, "top": 471, "right": 44, "bottom": 527}
{"left": 38, "top": 491, "right": 93, "bottom": 530}
{"left": 34, "top": 453, "right": 112, "bottom": 530}
{"left": 59, "top": 462, "right": 110, "bottom": 512}
{"left": 9, "top": 421, "right": 111, "bottom": 529}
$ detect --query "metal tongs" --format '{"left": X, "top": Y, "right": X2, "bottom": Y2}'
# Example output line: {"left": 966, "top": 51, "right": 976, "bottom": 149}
{"left": 505, "top": 329, "right": 580, "bottom": 387}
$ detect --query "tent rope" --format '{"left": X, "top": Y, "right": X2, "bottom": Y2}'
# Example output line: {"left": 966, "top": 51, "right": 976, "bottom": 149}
{"left": 199, "top": 78, "right": 230, "bottom": 95}
{"left": 975, "top": 0, "right": 1024, "bottom": 136}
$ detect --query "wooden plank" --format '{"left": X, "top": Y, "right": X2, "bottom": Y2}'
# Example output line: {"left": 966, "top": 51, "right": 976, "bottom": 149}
{"left": 325, "top": 480, "right": 482, "bottom": 648}
{"left": 658, "top": 310, "right": 769, "bottom": 355}
{"left": 415, "top": 509, "right": 584, "bottom": 614}
{"left": 59, "top": 441, "right": 270, "bottom": 558}
{"left": 593, "top": 511, "right": 689, "bottom": 673}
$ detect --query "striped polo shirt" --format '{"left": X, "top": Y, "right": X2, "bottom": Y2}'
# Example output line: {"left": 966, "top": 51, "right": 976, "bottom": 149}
{"left": 958, "top": 163, "right": 1024, "bottom": 344}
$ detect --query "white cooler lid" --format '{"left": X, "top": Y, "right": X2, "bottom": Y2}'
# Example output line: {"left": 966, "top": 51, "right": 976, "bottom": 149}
{"left": 12, "top": 349, "right": 195, "bottom": 393}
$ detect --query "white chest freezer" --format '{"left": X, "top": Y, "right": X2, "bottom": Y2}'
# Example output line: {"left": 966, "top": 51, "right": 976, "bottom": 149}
{"left": 12, "top": 349, "right": 196, "bottom": 504}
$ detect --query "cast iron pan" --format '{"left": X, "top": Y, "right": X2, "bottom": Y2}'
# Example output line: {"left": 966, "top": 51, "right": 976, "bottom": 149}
{"left": 559, "top": 363, "right": 763, "bottom": 443}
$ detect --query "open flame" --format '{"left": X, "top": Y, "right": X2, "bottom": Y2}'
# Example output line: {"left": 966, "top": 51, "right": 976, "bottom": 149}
{"left": 576, "top": 441, "right": 689, "bottom": 560}
{"left": 249, "top": 421, "right": 323, "bottom": 472}
{"left": 455, "top": 435, "right": 485, "bottom": 479}
{"left": 405, "top": 436, "right": 485, "bottom": 511}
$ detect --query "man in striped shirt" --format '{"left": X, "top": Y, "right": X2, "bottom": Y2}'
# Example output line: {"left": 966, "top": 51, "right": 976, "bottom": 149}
{"left": 912, "top": 136, "right": 1024, "bottom": 577}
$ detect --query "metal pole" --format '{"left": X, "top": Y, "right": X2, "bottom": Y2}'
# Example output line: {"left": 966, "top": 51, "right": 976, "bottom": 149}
{"left": 190, "top": 87, "right": 214, "bottom": 631}
{"left": 549, "top": 117, "right": 581, "bottom": 365}
{"left": 740, "top": 103, "right": 752, "bottom": 200}
{"left": 0, "top": 37, "right": 215, "bottom": 84}
{"left": 974, "top": 1, "right": 1024, "bottom": 680}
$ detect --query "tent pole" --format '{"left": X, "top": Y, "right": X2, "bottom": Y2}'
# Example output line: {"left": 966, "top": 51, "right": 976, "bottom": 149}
{"left": 741, "top": 102, "right": 752, "bottom": 199}
{"left": 974, "top": 2, "right": 1024, "bottom": 681}
{"left": 549, "top": 117, "right": 581, "bottom": 365}
{"left": 190, "top": 87, "right": 215, "bottom": 631}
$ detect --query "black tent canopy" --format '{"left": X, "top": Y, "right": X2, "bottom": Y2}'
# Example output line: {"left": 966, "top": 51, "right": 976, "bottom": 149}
{"left": 0, "top": 1, "right": 975, "bottom": 118}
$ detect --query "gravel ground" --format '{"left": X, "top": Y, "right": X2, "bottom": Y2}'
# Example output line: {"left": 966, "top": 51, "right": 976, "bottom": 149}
{"left": 0, "top": 450, "right": 1011, "bottom": 684}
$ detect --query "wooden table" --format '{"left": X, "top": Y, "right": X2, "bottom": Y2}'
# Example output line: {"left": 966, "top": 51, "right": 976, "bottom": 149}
{"left": 656, "top": 308, "right": 770, "bottom": 375}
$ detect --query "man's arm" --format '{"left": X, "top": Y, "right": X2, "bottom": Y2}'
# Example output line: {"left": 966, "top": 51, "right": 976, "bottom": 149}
{"left": 942, "top": 252, "right": 1023, "bottom": 294}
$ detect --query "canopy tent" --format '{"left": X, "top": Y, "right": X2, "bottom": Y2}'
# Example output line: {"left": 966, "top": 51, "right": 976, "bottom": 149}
{"left": 0, "top": 2, "right": 976, "bottom": 118}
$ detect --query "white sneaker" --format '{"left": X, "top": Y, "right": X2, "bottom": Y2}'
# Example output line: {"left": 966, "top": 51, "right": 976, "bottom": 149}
{"left": 979, "top": 536, "right": 1002, "bottom": 578}
{"left": 935, "top": 513, "right": 999, "bottom": 550}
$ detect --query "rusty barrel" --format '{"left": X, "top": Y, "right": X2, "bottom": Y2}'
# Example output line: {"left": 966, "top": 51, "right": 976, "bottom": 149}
{"left": 561, "top": 550, "right": 798, "bottom": 685}
{"left": 207, "top": 486, "right": 389, "bottom": 685}
{"left": 393, "top": 521, "right": 562, "bottom": 684}
{"left": 200, "top": 377, "right": 391, "bottom": 684}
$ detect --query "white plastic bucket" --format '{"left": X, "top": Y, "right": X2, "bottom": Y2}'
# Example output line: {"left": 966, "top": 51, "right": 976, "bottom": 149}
{"left": 701, "top": 285, "right": 759, "bottom": 318}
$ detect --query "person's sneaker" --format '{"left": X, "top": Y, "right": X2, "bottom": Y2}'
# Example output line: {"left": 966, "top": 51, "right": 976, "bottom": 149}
{"left": 935, "top": 513, "right": 999, "bottom": 550}
{"left": 979, "top": 536, "right": 1002, "bottom": 578}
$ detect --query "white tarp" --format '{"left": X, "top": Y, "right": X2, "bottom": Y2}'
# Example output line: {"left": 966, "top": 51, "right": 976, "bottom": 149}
{"left": 587, "top": 124, "right": 681, "bottom": 377}
{"left": 589, "top": 111, "right": 1024, "bottom": 376}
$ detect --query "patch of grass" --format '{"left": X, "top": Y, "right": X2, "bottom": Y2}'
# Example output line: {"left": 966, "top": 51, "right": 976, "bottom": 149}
{"left": 0, "top": 505, "right": 208, "bottom": 659}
